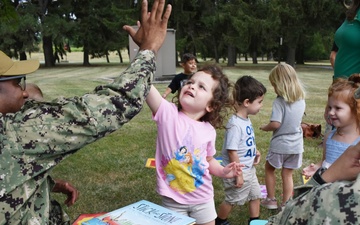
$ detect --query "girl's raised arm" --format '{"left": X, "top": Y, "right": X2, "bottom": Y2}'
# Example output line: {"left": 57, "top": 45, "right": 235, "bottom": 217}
{"left": 146, "top": 85, "right": 163, "bottom": 114}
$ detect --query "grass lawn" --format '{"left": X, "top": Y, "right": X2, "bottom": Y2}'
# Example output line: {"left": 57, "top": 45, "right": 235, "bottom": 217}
{"left": 27, "top": 52, "right": 332, "bottom": 224}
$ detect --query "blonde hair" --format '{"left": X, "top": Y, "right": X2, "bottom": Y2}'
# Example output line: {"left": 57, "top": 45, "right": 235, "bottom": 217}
{"left": 269, "top": 63, "right": 306, "bottom": 103}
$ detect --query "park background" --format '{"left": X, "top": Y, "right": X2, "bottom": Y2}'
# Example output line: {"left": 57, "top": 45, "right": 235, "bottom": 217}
{"left": 25, "top": 51, "right": 331, "bottom": 224}
{"left": 1, "top": 0, "right": 346, "bottom": 223}
{"left": 0, "top": 0, "right": 349, "bottom": 68}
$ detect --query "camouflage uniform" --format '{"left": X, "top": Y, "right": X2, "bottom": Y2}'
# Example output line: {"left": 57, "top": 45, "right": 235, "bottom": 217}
{"left": 0, "top": 50, "right": 155, "bottom": 225}
{"left": 267, "top": 174, "right": 360, "bottom": 225}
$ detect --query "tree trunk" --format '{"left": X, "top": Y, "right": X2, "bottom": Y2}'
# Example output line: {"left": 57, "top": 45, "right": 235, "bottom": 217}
{"left": 83, "top": 45, "right": 90, "bottom": 66}
{"left": 251, "top": 50, "right": 258, "bottom": 64}
{"left": 286, "top": 47, "right": 296, "bottom": 67}
{"left": 117, "top": 50, "right": 123, "bottom": 63}
{"left": 227, "top": 45, "right": 236, "bottom": 67}
{"left": 20, "top": 52, "right": 27, "bottom": 60}
{"left": 296, "top": 44, "right": 305, "bottom": 65}
{"left": 43, "top": 36, "right": 55, "bottom": 67}
{"left": 212, "top": 37, "right": 219, "bottom": 63}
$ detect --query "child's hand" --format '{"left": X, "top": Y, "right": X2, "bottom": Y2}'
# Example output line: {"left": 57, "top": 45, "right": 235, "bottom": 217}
{"left": 253, "top": 150, "right": 261, "bottom": 165}
{"left": 260, "top": 125, "right": 266, "bottom": 131}
{"left": 222, "top": 162, "right": 244, "bottom": 178}
{"left": 235, "top": 173, "right": 244, "bottom": 188}
{"left": 302, "top": 163, "right": 319, "bottom": 179}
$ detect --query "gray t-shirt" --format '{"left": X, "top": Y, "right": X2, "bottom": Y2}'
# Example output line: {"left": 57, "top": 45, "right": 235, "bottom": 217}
{"left": 268, "top": 96, "right": 305, "bottom": 154}
{"left": 221, "top": 114, "right": 256, "bottom": 171}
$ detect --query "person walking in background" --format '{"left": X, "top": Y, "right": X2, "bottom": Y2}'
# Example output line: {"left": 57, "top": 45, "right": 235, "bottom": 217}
{"left": 260, "top": 63, "right": 306, "bottom": 210}
{"left": 162, "top": 53, "right": 197, "bottom": 99}
{"left": 215, "top": 76, "right": 266, "bottom": 225}
{"left": 146, "top": 64, "right": 242, "bottom": 225}
{"left": 333, "top": 0, "right": 360, "bottom": 79}
{"left": 302, "top": 74, "right": 360, "bottom": 178}
{"left": 0, "top": 0, "right": 172, "bottom": 223}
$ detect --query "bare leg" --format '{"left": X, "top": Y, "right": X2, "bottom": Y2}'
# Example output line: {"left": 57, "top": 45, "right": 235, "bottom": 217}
{"left": 265, "top": 161, "right": 276, "bottom": 199}
{"left": 217, "top": 201, "right": 233, "bottom": 219}
{"left": 249, "top": 199, "right": 260, "bottom": 218}
{"left": 281, "top": 167, "right": 294, "bottom": 205}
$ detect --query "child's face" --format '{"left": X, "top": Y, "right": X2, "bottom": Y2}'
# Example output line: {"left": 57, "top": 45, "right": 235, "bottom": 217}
{"left": 182, "top": 59, "right": 197, "bottom": 74}
{"left": 179, "top": 71, "right": 218, "bottom": 117}
{"left": 327, "top": 94, "right": 354, "bottom": 128}
{"left": 247, "top": 95, "right": 265, "bottom": 115}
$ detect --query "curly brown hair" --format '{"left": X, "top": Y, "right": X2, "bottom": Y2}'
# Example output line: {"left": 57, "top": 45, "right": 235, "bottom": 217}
{"left": 173, "top": 64, "right": 231, "bottom": 129}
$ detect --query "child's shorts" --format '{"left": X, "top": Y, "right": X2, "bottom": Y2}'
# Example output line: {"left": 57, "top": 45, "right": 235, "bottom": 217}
{"left": 266, "top": 152, "right": 302, "bottom": 169}
{"left": 222, "top": 167, "right": 262, "bottom": 205}
{"left": 161, "top": 196, "right": 216, "bottom": 224}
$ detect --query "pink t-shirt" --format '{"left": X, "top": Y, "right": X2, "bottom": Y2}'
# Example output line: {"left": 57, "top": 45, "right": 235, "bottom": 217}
{"left": 154, "top": 99, "right": 216, "bottom": 205}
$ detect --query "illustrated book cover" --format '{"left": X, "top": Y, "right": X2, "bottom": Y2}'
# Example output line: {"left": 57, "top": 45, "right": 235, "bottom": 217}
{"left": 73, "top": 213, "right": 106, "bottom": 225}
{"left": 82, "top": 200, "right": 196, "bottom": 225}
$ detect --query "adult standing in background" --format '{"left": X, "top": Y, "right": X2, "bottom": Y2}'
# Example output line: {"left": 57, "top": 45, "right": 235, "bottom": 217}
{"left": 329, "top": 42, "right": 338, "bottom": 69}
{"left": 0, "top": 0, "right": 172, "bottom": 224}
{"left": 324, "top": 0, "right": 360, "bottom": 135}
{"left": 333, "top": 0, "right": 360, "bottom": 79}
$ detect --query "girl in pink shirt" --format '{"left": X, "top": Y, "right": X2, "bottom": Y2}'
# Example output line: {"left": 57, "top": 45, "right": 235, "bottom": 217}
{"left": 146, "top": 64, "right": 242, "bottom": 225}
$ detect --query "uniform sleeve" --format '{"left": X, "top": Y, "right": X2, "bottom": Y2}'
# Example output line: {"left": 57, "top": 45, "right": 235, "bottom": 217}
{"left": 267, "top": 174, "right": 360, "bottom": 224}
{"left": 0, "top": 50, "right": 156, "bottom": 197}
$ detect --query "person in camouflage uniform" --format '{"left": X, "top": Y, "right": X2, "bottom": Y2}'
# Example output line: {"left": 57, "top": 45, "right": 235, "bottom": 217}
{"left": 267, "top": 141, "right": 360, "bottom": 224}
{"left": 0, "top": 0, "right": 172, "bottom": 224}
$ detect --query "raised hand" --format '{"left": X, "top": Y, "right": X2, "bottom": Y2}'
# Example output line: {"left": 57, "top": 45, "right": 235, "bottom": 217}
{"left": 123, "top": 0, "right": 172, "bottom": 53}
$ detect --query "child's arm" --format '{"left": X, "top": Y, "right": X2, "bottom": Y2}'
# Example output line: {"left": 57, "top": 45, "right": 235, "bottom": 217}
{"left": 253, "top": 150, "right": 261, "bottom": 165}
{"left": 162, "top": 87, "right": 172, "bottom": 98}
{"left": 146, "top": 85, "right": 163, "bottom": 114}
{"left": 260, "top": 121, "right": 281, "bottom": 132}
{"left": 302, "top": 132, "right": 330, "bottom": 179}
{"left": 228, "top": 150, "right": 244, "bottom": 187}
{"left": 207, "top": 156, "right": 242, "bottom": 178}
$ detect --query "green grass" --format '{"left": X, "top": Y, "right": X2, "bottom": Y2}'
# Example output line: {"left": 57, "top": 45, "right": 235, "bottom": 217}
{"left": 27, "top": 58, "right": 332, "bottom": 224}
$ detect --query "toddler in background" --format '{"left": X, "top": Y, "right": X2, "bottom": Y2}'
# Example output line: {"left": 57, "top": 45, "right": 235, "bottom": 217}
{"left": 302, "top": 74, "right": 360, "bottom": 178}
{"left": 216, "top": 76, "right": 266, "bottom": 225}
{"left": 162, "top": 53, "right": 197, "bottom": 99}
{"left": 260, "top": 63, "right": 306, "bottom": 210}
{"left": 147, "top": 64, "right": 242, "bottom": 225}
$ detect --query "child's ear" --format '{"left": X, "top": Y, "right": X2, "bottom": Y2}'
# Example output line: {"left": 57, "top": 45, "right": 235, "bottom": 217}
{"left": 206, "top": 105, "right": 213, "bottom": 113}
{"left": 243, "top": 99, "right": 250, "bottom": 107}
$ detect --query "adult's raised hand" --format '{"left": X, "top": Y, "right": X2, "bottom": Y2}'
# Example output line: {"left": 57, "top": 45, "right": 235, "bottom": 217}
{"left": 123, "top": 0, "right": 172, "bottom": 54}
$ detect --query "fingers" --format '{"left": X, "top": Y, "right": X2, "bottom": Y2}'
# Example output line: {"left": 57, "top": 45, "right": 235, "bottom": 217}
{"left": 65, "top": 187, "right": 79, "bottom": 207}
{"left": 162, "top": 4, "right": 172, "bottom": 24}
{"left": 123, "top": 25, "right": 136, "bottom": 39}
{"left": 152, "top": 0, "right": 162, "bottom": 21}
{"left": 141, "top": 0, "right": 149, "bottom": 22}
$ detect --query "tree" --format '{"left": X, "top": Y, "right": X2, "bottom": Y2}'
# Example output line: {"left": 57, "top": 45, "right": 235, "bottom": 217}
{"left": 72, "top": 0, "right": 137, "bottom": 66}
{"left": 0, "top": 1, "right": 40, "bottom": 60}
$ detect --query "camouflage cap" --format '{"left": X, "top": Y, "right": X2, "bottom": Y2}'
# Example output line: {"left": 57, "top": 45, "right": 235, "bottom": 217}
{"left": 0, "top": 51, "right": 39, "bottom": 76}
